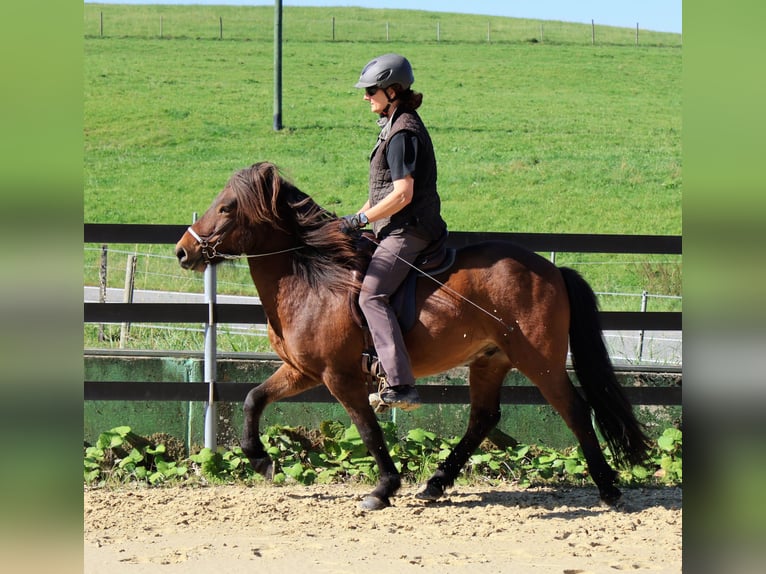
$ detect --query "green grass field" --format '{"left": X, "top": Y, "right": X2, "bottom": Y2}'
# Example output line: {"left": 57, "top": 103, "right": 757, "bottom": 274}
{"left": 84, "top": 5, "right": 681, "bottom": 350}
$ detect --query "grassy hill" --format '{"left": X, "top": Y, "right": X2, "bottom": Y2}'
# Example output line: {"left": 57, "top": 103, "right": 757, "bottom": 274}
{"left": 83, "top": 5, "right": 681, "bottom": 316}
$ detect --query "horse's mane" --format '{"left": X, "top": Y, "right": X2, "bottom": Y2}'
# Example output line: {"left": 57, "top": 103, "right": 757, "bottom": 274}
{"left": 229, "top": 162, "right": 363, "bottom": 292}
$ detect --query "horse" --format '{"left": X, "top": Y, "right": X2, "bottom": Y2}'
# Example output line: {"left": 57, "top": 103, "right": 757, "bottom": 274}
{"left": 175, "top": 161, "right": 650, "bottom": 511}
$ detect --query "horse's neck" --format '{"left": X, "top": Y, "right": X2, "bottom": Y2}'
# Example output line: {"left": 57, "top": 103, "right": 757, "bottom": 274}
{"left": 247, "top": 256, "right": 290, "bottom": 299}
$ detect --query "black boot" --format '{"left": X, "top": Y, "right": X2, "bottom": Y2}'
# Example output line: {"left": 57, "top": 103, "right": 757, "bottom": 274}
{"left": 379, "top": 385, "right": 422, "bottom": 411}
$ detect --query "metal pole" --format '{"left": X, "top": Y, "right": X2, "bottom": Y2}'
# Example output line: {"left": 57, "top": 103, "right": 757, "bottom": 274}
{"left": 188, "top": 213, "right": 197, "bottom": 451}
{"left": 273, "top": 0, "right": 283, "bottom": 131}
{"left": 203, "top": 262, "right": 217, "bottom": 450}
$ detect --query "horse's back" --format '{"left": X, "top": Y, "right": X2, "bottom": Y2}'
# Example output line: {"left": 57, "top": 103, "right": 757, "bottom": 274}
{"left": 412, "top": 239, "right": 568, "bottom": 348}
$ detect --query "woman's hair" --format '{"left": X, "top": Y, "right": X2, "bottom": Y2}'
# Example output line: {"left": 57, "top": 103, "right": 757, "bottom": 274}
{"left": 391, "top": 85, "right": 423, "bottom": 110}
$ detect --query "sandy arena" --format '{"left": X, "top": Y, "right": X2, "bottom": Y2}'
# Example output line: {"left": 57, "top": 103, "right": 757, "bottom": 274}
{"left": 84, "top": 482, "right": 681, "bottom": 573}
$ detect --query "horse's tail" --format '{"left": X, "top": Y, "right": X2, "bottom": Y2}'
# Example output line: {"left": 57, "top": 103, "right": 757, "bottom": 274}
{"left": 559, "top": 266, "right": 651, "bottom": 468}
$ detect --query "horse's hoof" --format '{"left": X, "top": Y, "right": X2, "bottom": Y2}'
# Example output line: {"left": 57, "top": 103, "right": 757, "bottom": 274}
{"left": 415, "top": 482, "right": 445, "bottom": 502}
{"left": 251, "top": 457, "right": 274, "bottom": 480}
{"left": 599, "top": 485, "right": 622, "bottom": 507}
{"left": 359, "top": 495, "right": 390, "bottom": 511}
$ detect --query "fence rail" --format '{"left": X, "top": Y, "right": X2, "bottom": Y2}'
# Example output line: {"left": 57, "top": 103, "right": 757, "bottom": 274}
{"left": 84, "top": 224, "right": 682, "bottom": 407}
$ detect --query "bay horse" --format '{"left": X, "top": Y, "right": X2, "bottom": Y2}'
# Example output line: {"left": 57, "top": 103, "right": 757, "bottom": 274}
{"left": 175, "top": 162, "right": 650, "bottom": 510}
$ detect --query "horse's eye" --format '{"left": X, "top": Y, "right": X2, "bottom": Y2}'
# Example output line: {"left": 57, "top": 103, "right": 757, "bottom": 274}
{"left": 219, "top": 203, "right": 234, "bottom": 214}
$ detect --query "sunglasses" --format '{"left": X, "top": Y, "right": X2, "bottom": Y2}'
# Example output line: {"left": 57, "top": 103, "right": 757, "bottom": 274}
{"left": 365, "top": 86, "right": 380, "bottom": 97}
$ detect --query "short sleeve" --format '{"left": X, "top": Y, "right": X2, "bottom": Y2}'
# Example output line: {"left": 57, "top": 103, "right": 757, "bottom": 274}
{"left": 386, "top": 132, "right": 419, "bottom": 181}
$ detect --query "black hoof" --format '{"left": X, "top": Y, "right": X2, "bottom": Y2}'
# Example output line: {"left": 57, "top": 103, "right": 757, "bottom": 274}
{"left": 599, "top": 485, "right": 623, "bottom": 507}
{"left": 359, "top": 495, "right": 390, "bottom": 511}
{"left": 250, "top": 457, "right": 274, "bottom": 480}
{"left": 415, "top": 481, "right": 445, "bottom": 501}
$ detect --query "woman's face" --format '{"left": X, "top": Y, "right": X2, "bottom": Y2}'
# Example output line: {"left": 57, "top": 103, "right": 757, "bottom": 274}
{"left": 363, "top": 86, "right": 390, "bottom": 115}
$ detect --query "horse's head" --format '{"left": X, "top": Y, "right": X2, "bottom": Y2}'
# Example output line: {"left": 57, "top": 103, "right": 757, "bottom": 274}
{"left": 175, "top": 182, "right": 235, "bottom": 271}
{"left": 176, "top": 162, "right": 360, "bottom": 292}
{"left": 176, "top": 162, "right": 344, "bottom": 271}
{"left": 175, "top": 162, "right": 287, "bottom": 271}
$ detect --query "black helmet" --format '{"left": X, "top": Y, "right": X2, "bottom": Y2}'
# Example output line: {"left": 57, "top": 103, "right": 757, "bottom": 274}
{"left": 354, "top": 53, "right": 414, "bottom": 90}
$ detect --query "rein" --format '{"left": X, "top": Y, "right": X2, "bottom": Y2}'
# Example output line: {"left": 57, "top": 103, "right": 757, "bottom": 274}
{"left": 186, "top": 226, "right": 303, "bottom": 262}
{"left": 361, "top": 234, "right": 515, "bottom": 333}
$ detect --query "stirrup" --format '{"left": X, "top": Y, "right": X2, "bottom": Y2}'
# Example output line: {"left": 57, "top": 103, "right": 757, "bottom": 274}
{"left": 363, "top": 349, "right": 391, "bottom": 413}
{"left": 368, "top": 375, "right": 392, "bottom": 414}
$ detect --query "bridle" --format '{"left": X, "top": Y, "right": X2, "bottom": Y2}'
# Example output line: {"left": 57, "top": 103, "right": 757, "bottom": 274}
{"left": 185, "top": 222, "right": 303, "bottom": 263}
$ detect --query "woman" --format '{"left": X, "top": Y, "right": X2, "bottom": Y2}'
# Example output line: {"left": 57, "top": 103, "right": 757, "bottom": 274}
{"left": 340, "top": 53, "right": 447, "bottom": 410}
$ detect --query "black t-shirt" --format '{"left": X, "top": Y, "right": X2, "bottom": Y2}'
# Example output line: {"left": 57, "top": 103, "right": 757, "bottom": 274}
{"left": 385, "top": 131, "right": 419, "bottom": 181}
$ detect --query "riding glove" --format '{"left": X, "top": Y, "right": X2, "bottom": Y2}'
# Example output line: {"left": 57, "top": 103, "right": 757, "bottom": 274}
{"left": 339, "top": 212, "right": 368, "bottom": 234}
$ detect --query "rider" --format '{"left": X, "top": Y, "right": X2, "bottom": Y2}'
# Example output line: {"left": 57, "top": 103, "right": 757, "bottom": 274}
{"left": 340, "top": 53, "right": 448, "bottom": 410}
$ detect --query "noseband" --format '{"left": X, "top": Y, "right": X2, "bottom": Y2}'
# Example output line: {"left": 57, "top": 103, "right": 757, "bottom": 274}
{"left": 185, "top": 223, "right": 303, "bottom": 262}
{"left": 186, "top": 225, "right": 230, "bottom": 263}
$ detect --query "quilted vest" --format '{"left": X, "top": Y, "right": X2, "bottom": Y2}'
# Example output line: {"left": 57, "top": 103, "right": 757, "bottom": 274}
{"left": 368, "top": 108, "right": 445, "bottom": 240}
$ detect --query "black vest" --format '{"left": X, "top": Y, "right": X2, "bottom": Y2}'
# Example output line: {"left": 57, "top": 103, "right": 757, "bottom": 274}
{"left": 368, "top": 108, "right": 446, "bottom": 240}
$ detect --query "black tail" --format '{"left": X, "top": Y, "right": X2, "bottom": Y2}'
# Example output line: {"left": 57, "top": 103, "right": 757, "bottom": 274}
{"left": 559, "top": 267, "right": 650, "bottom": 468}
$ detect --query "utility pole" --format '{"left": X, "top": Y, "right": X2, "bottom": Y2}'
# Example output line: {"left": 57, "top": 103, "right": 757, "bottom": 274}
{"left": 273, "top": 0, "right": 283, "bottom": 131}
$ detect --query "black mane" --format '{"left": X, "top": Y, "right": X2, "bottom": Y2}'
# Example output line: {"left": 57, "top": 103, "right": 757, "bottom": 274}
{"left": 230, "top": 162, "right": 363, "bottom": 292}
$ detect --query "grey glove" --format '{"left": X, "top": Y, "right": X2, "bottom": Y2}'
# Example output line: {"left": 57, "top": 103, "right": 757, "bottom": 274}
{"left": 339, "top": 212, "right": 368, "bottom": 234}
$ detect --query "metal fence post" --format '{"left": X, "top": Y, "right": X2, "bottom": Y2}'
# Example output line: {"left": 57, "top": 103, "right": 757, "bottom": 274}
{"left": 203, "top": 263, "right": 217, "bottom": 450}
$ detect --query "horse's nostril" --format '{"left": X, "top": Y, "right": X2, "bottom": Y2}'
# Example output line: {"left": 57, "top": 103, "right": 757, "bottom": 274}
{"left": 176, "top": 246, "right": 186, "bottom": 262}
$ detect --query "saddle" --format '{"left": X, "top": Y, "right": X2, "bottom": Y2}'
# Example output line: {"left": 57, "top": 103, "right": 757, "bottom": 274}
{"left": 350, "top": 230, "right": 456, "bottom": 384}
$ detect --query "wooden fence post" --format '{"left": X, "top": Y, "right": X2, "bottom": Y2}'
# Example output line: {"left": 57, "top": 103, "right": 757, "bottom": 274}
{"left": 98, "top": 244, "right": 107, "bottom": 342}
{"left": 119, "top": 254, "right": 137, "bottom": 348}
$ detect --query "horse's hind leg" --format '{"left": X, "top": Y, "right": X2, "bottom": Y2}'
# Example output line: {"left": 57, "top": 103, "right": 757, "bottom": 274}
{"left": 241, "top": 364, "right": 316, "bottom": 478}
{"left": 533, "top": 369, "right": 621, "bottom": 505}
{"left": 417, "top": 355, "right": 506, "bottom": 501}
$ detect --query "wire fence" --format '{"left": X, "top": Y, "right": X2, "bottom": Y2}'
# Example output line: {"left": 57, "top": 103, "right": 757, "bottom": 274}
{"left": 83, "top": 6, "right": 682, "bottom": 47}
{"left": 84, "top": 245, "right": 682, "bottom": 366}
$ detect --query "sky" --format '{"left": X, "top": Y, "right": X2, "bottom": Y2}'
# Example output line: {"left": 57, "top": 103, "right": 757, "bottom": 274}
{"left": 86, "top": 1, "right": 682, "bottom": 34}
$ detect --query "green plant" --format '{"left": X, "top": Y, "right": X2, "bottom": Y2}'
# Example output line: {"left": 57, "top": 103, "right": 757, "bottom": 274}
{"left": 188, "top": 446, "right": 256, "bottom": 484}
{"left": 84, "top": 421, "right": 683, "bottom": 490}
{"left": 84, "top": 425, "right": 189, "bottom": 485}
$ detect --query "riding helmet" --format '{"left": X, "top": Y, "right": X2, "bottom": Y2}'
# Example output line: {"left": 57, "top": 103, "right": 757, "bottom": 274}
{"left": 354, "top": 53, "right": 414, "bottom": 90}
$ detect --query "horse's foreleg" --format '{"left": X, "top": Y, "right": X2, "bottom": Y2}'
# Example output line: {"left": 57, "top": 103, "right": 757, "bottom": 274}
{"left": 418, "top": 359, "right": 505, "bottom": 501}
{"left": 351, "top": 408, "right": 402, "bottom": 510}
{"left": 241, "top": 364, "right": 316, "bottom": 479}
{"left": 333, "top": 390, "right": 401, "bottom": 510}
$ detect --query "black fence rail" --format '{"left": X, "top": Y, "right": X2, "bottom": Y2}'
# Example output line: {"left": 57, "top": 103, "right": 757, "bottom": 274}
{"left": 84, "top": 224, "right": 682, "bottom": 405}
